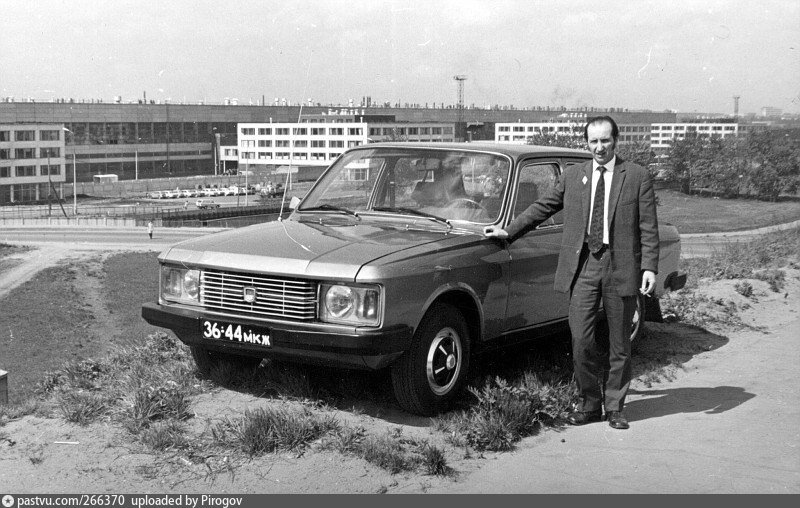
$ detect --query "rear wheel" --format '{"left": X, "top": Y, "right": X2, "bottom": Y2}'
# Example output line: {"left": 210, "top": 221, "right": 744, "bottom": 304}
{"left": 391, "top": 303, "right": 470, "bottom": 416}
{"left": 596, "top": 292, "right": 647, "bottom": 347}
{"left": 629, "top": 293, "right": 646, "bottom": 344}
{"left": 190, "top": 346, "right": 262, "bottom": 377}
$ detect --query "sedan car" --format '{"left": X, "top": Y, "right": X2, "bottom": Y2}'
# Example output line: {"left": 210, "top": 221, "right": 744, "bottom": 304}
{"left": 143, "top": 142, "right": 685, "bottom": 415}
{"left": 195, "top": 199, "right": 220, "bottom": 209}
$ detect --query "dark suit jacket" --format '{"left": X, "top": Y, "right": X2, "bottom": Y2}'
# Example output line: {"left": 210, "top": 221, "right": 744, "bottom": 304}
{"left": 504, "top": 157, "right": 659, "bottom": 296}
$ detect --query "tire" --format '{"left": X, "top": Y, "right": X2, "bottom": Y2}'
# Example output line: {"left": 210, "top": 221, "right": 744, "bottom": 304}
{"left": 190, "top": 346, "right": 262, "bottom": 377}
{"left": 596, "top": 292, "right": 646, "bottom": 347}
{"left": 391, "top": 302, "right": 470, "bottom": 415}
{"left": 629, "top": 293, "right": 646, "bottom": 344}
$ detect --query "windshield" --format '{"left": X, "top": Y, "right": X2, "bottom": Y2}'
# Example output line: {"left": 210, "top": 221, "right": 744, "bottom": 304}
{"left": 298, "top": 147, "right": 511, "bottom": 224}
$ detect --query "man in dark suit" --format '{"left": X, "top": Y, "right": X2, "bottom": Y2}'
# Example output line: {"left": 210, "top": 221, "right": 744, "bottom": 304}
{"left": 484, "top": 116, "right": 659, "bottom": 429}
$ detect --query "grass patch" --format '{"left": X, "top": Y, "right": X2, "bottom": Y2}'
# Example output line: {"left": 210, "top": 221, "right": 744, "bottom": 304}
{"left": 327, "top": 426, "right": 452, "bottom": 476}
{"left": 123, "top": 383, "right": 193, "bottom": 433}
{"left": 140, "top": 420, "right": 189, "bottom": 451}
{"left": 58, "top": 391, "right": 112, "bottom": 425}
{"left": 212, "top": 404, "right": 339, "bottom": 455}
{"left": 682, "top": 228, "right": 799, "bottom": 285}
{"left": 0, "top": 399, "right": 44, "bottom": 427}
{"left": 101, "top": 251, "right": 163, "bottom": 345}
{"left": 37, "top": 332, "right": 201, "bottom": 429}
{"left": 656, "top": 190, "right": 800, "bottom": 234}
{"left": 0, "top": 264, "right": 98, "bottom": 404}
{"left": 435, "top": 373, "right": 577, "bottom": 452}
{"left": 660, "top": 291, "right": 756, "bottom": 331}
{"left": 661, "top": 228, "right": 799, "bottom": 330}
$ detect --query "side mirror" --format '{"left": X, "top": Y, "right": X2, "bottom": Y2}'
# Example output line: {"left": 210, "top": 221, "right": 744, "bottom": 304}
{"left": 289, "top": 196, "right": 301, "bottom": 210}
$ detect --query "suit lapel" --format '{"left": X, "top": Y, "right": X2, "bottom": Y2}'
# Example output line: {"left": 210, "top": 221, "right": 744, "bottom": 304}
{"left": 608, "top": 159, "right": 627, "bottom": 228}
{"left": 580, "top": 161, "right": 593, "bottom": 229}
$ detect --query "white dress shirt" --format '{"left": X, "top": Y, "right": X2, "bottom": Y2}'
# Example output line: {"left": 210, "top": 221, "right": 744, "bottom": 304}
{"left": 587, "top": 157, "right": 615, "bottom": 245}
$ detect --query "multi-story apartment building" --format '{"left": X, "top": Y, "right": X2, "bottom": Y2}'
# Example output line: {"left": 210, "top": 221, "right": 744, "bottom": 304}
{"left": 495, "top": 122, "right": 584, "bottom": 143}
{"left": 367, "top": 123, "right": 455, "bottom": 142}
{"left": 236, "top": 122, "right": 368, "bottom": 171}
{"left": 650, "top": 123, "right": 743, "bottom": 152}
{"left": 494, "top": 121, "right": 746, "bottom": 153}
{"left": 1, "top": 123, "right": 66, "bottom": 204}
{"left": 494, "top": 121, "right": 652, "bottom": 145}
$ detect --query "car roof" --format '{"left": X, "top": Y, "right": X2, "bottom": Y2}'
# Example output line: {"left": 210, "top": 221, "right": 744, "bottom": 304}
{"left": 359, "top": 141, "right": 590, "bottom": 159}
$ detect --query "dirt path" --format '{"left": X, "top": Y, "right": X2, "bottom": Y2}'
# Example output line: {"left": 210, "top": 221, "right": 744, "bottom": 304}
{"left": 427, "top": 276, "right": 800, "bottom": 494}
{"left": 0, "top": 245, "right": 74, "bottom": 300}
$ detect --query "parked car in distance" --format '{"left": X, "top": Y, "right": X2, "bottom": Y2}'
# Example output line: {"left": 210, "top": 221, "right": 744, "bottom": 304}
{"left": 261, "top": 183, "right": 284, "bottom": 198}
{"left": 147, "top": 191, "right": 163, "bottom": 199}
{"left": 195, "top": 199, "right": 220, "bottom": 209}
{"left": 161, "top": 190, "right": 176, "bottom": 199}
{"left": 202, "top": 188, "right": 219, "bottom": 197}
{"left": 143, "top": 142, "right": 686, "bottom": 415}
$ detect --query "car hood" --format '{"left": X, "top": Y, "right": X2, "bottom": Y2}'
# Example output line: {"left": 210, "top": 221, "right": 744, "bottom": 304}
{"left": 160, "top": 217, "right": 464, "bottom": 280}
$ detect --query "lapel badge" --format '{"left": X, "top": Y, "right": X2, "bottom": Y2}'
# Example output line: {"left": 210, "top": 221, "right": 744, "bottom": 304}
{"left": 582, "top": 175, "right": 588, "bottom": 185}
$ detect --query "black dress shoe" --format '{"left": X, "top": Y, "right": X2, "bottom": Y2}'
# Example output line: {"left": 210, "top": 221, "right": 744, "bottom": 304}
{"left": 566, "top": 409, "right": 602, "bottom": 426}
{"left": 607, "top": 410, "right": 629, "bottom": 429}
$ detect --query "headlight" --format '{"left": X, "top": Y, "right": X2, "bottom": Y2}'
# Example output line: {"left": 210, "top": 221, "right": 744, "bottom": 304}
{"left": 161, "top": 265, "right": 201, "bottom": 305}
{"left": 320, "top": 284, "right": 381, "bottom": 326}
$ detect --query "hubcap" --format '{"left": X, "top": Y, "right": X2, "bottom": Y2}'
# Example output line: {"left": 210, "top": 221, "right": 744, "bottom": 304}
{"left": 426, "top": 327, "right": 462, "bottom": 396}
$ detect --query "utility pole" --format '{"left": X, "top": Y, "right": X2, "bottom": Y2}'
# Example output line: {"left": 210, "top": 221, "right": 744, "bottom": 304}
{"left": 454, "top": 75, "right": 467, "bottom": 141}
{"left": 733, "top": 95, "right": 741, "bottom": 122}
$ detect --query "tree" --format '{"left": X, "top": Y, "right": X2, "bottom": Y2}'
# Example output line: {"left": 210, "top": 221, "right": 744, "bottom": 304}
{"left": 745, "top": 130, "right": 800, "bottom": 201}
{"left": 664, "top": 134, "right": 704, "bottom": 194}
{"left": 525, "top": 127, "right": 585, "bottom": 149}
{"left": 616, "top": 140, "right": 655, "bottom": 175}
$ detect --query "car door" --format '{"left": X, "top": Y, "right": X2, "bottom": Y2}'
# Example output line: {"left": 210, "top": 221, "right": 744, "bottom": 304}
{"left": 503, "top": 159, "right": 569, "bottom": 331}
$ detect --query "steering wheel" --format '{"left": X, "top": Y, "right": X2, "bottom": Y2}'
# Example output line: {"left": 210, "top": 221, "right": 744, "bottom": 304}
{"left": 445, "top": 198, "right": 489, "bottom": 220}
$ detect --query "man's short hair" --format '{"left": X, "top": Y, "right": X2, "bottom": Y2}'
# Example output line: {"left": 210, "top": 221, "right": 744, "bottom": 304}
{"left": 583, "top": 116, "right": 620, "bottom": 141}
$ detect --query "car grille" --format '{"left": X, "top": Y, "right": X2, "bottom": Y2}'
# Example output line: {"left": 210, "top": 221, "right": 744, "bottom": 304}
{"left": 201, "top": 270, "right": 317, "bottom": 321}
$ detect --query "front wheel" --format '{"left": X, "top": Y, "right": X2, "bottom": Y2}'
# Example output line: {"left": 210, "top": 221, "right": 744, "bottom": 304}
{"left": 190, "top": 346, "right": 262, "bottom": 378}
{"left": 391, "top": 303, "right": 470, "bottom": 415}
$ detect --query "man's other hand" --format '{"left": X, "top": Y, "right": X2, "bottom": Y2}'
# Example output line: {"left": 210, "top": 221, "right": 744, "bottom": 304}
{"left": 483, "top": 226, "right": 509, "bottom": 239}
{"left": 640, "top": 270, "right": 656, "bottom": 295}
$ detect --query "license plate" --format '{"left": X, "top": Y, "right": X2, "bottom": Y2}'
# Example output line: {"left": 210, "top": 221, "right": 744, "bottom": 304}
{"left": 200, "top": 320, "right": 271, "bottom": 347}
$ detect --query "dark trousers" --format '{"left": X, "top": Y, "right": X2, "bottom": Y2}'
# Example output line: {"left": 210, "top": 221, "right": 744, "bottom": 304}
{"left": 568, "top": 244, "right": 635, "bottom": 413}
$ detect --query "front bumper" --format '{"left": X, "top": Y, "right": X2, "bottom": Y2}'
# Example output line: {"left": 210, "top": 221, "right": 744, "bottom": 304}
{"left": 141, "top": 302, "right": 413, "bottom": 370}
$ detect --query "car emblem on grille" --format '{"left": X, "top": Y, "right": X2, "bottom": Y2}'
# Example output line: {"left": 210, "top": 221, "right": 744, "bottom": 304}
{"left": 243, "top": 287, "right": 257, "bottom": 303}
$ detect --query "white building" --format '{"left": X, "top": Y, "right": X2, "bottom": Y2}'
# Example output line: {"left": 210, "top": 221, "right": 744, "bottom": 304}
{"left": 367, "top": 123, "right": 455, "bottom": 142}
{"left": 236, "top": 122, "right": 368, "bottom": 172}
{"left": 494, "top": 121, "right": 651, "bottom": 145}
{"left": 494, "top": 122, "right": 584, "bottom": 144}
{"left": 650, "top": 123, "right": 740, "bottom": 151}
{"left": 1, "top": 123, "right": 66, "bottom": 204}
{"left": 494, "top": 121, "right": 742, "bottom": 152}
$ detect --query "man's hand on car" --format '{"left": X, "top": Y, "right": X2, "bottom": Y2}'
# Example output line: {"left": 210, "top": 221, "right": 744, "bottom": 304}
{"left": 483, "top": 226, "right": 509, "bottom": 239}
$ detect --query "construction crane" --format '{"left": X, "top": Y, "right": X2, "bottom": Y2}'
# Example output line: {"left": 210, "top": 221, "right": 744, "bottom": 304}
{"left": 454, "top": 75, "right": 467, "bottom": 140}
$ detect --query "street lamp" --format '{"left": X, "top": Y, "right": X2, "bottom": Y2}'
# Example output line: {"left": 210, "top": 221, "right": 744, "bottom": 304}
{"left": 62, "top": 127, "right": 77, "bottom": 215}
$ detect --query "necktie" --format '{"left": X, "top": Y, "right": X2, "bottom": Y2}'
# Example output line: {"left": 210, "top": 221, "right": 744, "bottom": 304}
{"left": 588, "top": 166, "right": 606, "bottom": 253}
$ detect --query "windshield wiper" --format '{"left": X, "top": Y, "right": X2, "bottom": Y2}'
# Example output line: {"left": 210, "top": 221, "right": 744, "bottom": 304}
{"left": 300, "top": 204, "right": 360, "bottom": 217}
{"left": 372, "top": 206, "right": 451, "bottom": 228}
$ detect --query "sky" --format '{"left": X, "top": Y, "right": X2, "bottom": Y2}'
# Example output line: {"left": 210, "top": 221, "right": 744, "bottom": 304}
{"left": 1, "top": 0, "right": 798, "bottom": 115}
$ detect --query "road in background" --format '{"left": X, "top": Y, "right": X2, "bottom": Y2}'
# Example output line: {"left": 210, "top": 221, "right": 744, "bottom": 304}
{"left": 1, "top": 226, "right": 223, "bottom": 250}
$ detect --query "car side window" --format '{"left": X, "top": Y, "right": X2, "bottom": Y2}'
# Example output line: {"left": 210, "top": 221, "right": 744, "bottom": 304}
{"left": 513, "top": 162, "right": 563, "bottom": 227}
